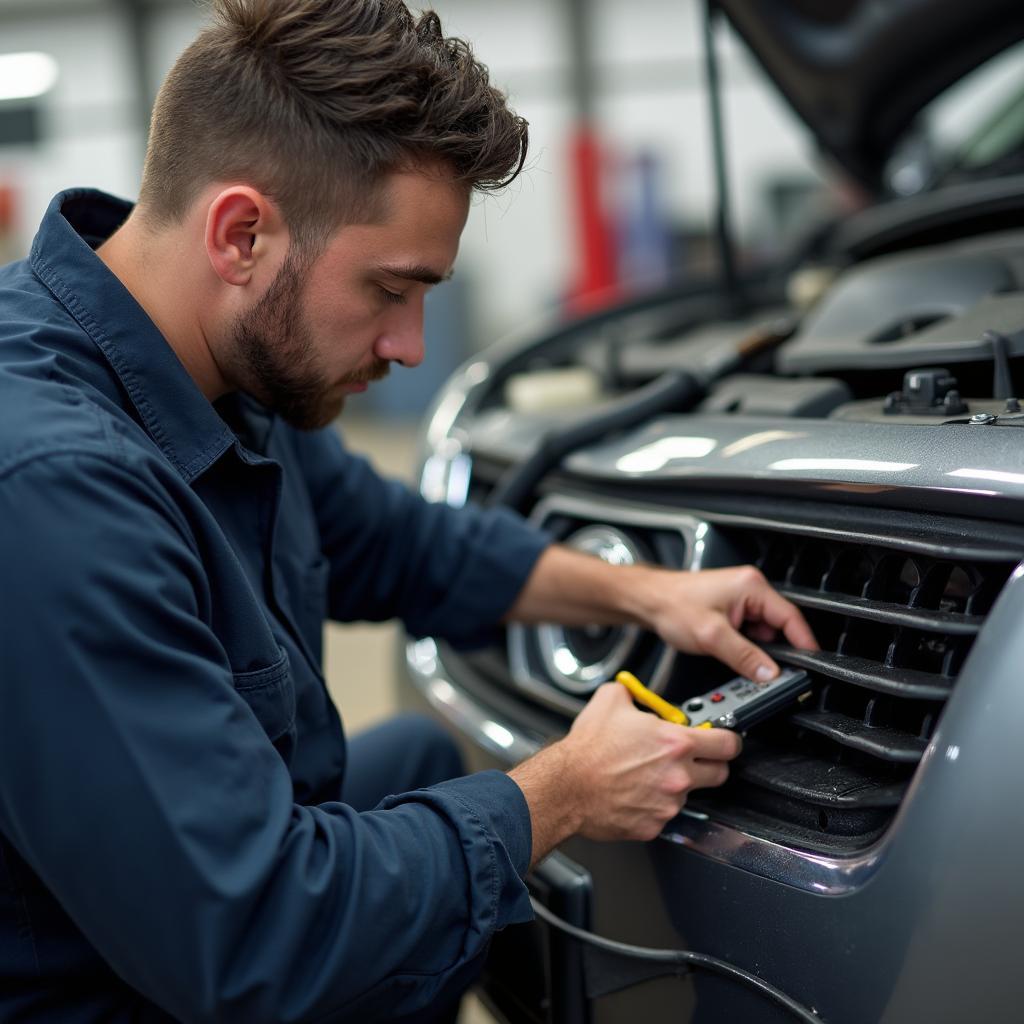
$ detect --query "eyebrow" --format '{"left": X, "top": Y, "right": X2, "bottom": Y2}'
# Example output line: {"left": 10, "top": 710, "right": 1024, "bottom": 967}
{"left": 377, "top": 263, "right": 453, "bottom": 285}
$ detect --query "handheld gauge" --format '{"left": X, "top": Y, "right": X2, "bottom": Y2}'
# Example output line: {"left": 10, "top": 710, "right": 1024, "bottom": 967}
{"left": 617, "top": 667, "right": 811, "bottom": 731}
{"left": 680, "top": 667, "right": 811, "bottom": 730}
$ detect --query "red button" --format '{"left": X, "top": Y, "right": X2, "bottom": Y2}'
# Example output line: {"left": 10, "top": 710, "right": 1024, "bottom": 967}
{"left": 710, "top": 693, "right": 725, "bottom": 703}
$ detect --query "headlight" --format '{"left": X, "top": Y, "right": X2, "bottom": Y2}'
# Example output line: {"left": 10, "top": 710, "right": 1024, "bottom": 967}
{"left": 535, "top": 525, "right": 643, "bottom": 694}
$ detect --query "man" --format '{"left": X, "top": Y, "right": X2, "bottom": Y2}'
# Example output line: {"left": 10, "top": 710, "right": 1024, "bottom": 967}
{"left": 0, "top": 1, "right": 816, "bottom": 1020}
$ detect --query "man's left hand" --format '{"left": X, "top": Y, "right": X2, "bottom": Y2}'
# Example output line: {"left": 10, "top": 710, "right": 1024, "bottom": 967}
{"left": 506, "top": 547, "right": 819, "bottom": 680}
{"left": 636, "top": 564, "right": 819, "bottom": 681}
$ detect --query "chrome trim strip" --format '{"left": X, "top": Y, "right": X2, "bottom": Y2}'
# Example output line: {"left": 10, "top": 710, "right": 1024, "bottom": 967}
{"left": 405, "top": 638, "right": 888, "bottom": 896}
{"left": 540, "top": 490, "right": 1020, "bottom": 563}
{"left": 406, "top": 639, "right": 541, "bottom": 764}
{"left": 527, "top": 493, "right": 712, "bottom": 574}
{"left": 660, "top": 505, "right": 1021, "bottom": 563}
{"left": 659, "top": 818, "right": 885, "bottom": 896}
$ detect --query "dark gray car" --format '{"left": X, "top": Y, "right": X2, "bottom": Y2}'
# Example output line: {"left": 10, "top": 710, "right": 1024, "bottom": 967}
{"left": 401, "top": 3, "right": 1024, "bottom": 1021}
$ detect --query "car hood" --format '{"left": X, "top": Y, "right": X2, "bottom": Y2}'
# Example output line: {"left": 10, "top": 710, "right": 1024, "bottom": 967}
{"left": 717, "top": 0, "right": 1024, "bottom": 192}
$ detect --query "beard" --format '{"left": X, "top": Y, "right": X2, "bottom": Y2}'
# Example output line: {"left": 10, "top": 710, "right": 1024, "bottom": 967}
{"left": 229, "top": 251, "right": 389, "bottom": 431}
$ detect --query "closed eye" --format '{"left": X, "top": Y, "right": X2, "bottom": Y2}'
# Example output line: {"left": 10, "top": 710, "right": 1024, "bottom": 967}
{"left": 379, "top": 286, "right": 407, "bottom": 306}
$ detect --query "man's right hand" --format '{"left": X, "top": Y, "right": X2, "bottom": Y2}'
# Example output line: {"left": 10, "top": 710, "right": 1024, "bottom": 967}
{"left": 508, "top": 682, "right": 741, "bottom": 866}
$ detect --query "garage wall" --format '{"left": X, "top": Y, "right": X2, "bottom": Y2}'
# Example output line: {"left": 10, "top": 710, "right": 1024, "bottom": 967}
{"left": 0, "top": 0, "right": 825, "bottom": 348}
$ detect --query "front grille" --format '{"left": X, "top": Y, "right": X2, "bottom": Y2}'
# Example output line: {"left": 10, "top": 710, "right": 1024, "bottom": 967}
{"left": 686, "top": 528, "right": 1018, "bottom": 851}
{"left": 430, "top": 453, "right": 1021, "bottom": 853}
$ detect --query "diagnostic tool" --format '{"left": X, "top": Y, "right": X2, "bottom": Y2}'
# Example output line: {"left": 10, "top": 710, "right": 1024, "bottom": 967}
{"left": 617, "top": 667, "right": 811, "bottom": 731}
{"left": 680, "top": 667, "right": 811, "bottom": 730}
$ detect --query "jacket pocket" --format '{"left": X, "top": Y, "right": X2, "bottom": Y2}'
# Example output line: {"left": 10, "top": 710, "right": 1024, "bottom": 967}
{"left": 232, "top": 647, "right": 297, "bottom": 744}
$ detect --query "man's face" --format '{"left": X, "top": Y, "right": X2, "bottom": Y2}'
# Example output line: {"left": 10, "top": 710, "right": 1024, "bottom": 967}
{"left": 229, "top": 167, "right": 470, "bottom": 430}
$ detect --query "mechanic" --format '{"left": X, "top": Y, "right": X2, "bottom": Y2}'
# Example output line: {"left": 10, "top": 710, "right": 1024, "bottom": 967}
{"left": 0, "top": 1, "right": 817, "bottom": 1021}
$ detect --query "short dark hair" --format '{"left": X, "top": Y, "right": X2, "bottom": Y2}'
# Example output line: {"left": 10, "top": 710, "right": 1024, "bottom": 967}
{"left": 139, "top": 0, "right": 529, "bottom": 248}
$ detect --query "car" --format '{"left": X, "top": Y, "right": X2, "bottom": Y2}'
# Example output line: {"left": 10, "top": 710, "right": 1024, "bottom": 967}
{"left": 400, "top": 3, "right": 1024, "bottom": 1022}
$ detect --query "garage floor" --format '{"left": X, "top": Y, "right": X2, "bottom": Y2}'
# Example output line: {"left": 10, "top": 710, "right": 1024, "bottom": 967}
{"left": 324, "top": 417, "right": 495, "bottom": 1024}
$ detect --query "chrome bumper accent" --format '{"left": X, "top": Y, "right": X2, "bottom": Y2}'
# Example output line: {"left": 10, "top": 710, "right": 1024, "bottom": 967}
{"left": 406, "top": 639, "right": 541, "bottom": 764}
{"left": 406, "top": 637, "right": 887, "bottom": 896}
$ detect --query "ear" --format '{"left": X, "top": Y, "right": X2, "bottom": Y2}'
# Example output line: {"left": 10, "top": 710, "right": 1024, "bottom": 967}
{"left": 204, "top": 187, "right": 288, "bottom": 287}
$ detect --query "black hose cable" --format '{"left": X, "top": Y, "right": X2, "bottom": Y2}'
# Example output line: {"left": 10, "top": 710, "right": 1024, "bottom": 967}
{"left": 486, "top": 369, "right": 702, "bottom": 513}
{"left": 529, "top": 896, "right": 824, "bottom": 1024}
{"left": 485, "top": 319, "right": 794, "bottom": 514}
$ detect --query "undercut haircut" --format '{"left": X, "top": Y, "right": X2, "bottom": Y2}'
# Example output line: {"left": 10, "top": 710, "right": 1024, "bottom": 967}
{"left": 139, "top": 0, "right": 529, "bottom": 251}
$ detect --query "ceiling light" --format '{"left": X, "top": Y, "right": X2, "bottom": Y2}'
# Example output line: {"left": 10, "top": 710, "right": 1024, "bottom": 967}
{"left": 0, "top": 52, "right": 59, "bottom": 103}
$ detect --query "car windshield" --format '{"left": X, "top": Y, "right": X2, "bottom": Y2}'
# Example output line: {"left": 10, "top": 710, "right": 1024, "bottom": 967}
{"left": 886, "top": 39, "right": 1024, "bottom": 195}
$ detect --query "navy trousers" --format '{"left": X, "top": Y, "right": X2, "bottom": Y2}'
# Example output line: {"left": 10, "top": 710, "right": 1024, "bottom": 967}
{"left": 343, "top": 712, "right": 466, "bottom": 812}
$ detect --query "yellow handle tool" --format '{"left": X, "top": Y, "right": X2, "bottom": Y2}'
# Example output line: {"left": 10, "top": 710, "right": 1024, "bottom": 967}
{"left": 615, "top": 670, "right": 714, "bottom": 727}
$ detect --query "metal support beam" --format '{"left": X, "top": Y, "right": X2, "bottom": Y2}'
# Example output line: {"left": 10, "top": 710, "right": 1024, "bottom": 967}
{"left": 702, "top": 0, "right": 743, "bottom": 311}
{"left": 566, "top": 0, "right": 595, "bottom": 123}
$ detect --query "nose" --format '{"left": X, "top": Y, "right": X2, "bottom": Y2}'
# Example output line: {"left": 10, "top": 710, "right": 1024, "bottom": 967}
{"left": 375, "top": 302, "right": 425, "bottom": 368}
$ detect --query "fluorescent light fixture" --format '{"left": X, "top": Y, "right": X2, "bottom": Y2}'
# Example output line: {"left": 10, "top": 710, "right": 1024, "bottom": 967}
{"left": 0, "top": 52, "right": 59, "bottom": 102}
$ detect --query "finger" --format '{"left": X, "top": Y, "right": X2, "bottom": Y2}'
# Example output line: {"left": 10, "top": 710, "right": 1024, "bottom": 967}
{"left": 687, "top": 723, "right": 743, "bottom": 761}
{"left": 687, "top": 760, "right": 731, "bottom": 791}
{"left": 592, "top": 680, "right": 629, "bottom": 708}
{"left": 696, "top": 612, "right": 779, "bottom": 682}
{"left": 572, "top": 682, "right": 627, "bottom": 731}
{"left": 747, "top": 621, "right": 777, "bottom": 643}
{"left": 728, "top": 602, "right": 745, "bottom": 630}
{"left": 749, "top": 584, "right": 819, "bottom": 651}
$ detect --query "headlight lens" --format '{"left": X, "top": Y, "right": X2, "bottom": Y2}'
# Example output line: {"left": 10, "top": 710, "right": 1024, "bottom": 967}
{"left": 536, "top": 525, "right": 643, "bottom": 693}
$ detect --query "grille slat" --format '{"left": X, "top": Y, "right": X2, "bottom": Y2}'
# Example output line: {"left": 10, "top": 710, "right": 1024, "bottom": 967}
{"left": 735, "top": 748, "right": 906, "bottom": 810}
{"left": 766, "top": 645, "right": 954, "bottom": 700}
{"left": 778, "top": 585, "right": 983, "bottom": 635}
{"left": 791, "top": 710, "right": 928, "bottom": 763}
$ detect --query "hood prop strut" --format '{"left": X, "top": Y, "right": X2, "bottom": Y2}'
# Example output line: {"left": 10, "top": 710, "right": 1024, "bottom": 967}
{"left": 703, "top": 1, "right": 744, "bottom": 316}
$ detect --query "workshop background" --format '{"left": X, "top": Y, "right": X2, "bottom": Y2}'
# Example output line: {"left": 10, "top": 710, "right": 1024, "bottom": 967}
{"left": 0, "top": 2, "right": 827, "bottom": 1020}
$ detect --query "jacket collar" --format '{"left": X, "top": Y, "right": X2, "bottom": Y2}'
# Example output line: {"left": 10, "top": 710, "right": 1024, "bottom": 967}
{"left": 29, "top": 188, "right": 237, "bottom": 483}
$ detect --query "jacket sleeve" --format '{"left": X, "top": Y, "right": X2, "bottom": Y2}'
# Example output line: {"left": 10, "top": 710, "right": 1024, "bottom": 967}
{"left": 293, "top": 425, "right": 550, "bottom": 647}
{"left": 0, "top": 451, "right": 534, "bottom": 1024}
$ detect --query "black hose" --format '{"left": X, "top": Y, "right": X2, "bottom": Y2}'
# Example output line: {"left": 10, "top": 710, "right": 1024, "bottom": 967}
{"left": 486, "top": 369, "right": 702, "bottom": 513}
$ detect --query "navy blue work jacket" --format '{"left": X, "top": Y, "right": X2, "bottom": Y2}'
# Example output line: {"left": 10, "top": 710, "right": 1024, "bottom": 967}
{"left": 0, "top": 190, "right": 547, "bottom": 1022}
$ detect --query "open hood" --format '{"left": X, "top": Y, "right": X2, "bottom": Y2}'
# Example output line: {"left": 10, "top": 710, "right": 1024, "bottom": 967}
{"left": 716, "top": 0, "right": 1024, "bottom": 193}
